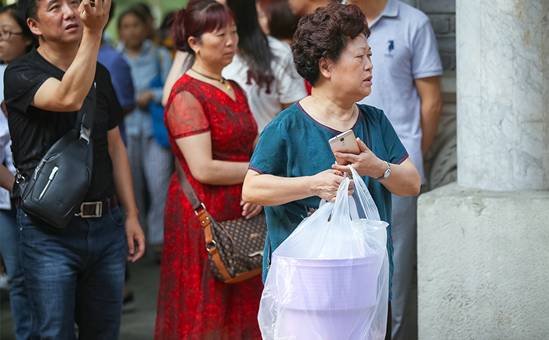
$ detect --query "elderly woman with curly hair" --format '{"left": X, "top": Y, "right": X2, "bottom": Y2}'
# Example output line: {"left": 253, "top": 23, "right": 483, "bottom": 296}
{"left": 242, "top": 4, "right": 420, "bottom": 334}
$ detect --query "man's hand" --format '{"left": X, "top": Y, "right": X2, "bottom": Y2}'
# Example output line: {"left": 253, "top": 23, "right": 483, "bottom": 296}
{"left": 332, "top": 138, "right": 386, "bottom": 178}
{"left": 125, "top": 214, "right": 145, "bottom": 263}
{"left": 79, "top": 0, "right": 111, "bottom": 35}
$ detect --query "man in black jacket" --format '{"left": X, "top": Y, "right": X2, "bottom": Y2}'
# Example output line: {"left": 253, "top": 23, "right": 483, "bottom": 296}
{"left": 4, "top": 0, "right": 145, "bottom": 338}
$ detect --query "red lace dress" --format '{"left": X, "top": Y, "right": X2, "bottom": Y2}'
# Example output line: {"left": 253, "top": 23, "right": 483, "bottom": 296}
{"left": 155, "top": 74, "right": 262, "bottom": 340}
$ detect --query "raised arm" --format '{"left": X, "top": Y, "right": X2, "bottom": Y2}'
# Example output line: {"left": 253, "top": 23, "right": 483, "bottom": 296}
{"left": 31, "top": 0, "right": 111, "bottom": 112}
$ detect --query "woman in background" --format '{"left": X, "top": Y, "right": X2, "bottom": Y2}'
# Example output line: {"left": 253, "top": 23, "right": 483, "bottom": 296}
{"left": 0, "top": 5, "right": 35, "bottom": 339}
{"left": 155, "top": 1, "right": 262, "bottom": 338}
{"left": 256, "top": 0, "right": 298, "bottom": 45}
{"left": 118, "top": 6, "right": 173, "bottom": 256}
{"left": 223, "top": 0, "right": 306, "bottom": 131}
{"left": 163, "top": 0, "right": 306, "bottom": 131}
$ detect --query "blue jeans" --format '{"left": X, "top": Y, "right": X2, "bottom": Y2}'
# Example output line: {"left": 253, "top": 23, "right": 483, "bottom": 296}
{"left": 17, "top": 206, "right": 127, "bottom": 340}
{"left": 0, "top": 208, "right": 33, "bottom": 339}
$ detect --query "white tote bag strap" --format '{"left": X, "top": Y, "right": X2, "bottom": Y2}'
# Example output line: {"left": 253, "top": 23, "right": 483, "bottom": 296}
{"left": 349, "top": 166, "right": 381, "bottom": 221}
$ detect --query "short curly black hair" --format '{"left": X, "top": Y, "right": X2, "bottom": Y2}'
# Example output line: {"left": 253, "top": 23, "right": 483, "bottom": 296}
{"left": 291, "top": 3, "right": 369, "bottom": 86}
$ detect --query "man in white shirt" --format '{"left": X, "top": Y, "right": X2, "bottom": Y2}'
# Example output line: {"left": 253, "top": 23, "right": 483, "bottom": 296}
{"left": 350, "top": 0, "right": 443, "bottom": 339}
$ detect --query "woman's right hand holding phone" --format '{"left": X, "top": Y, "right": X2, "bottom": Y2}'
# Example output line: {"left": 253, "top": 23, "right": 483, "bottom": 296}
{"left": 332, "top": 138, "right": 385, "bottom": 178}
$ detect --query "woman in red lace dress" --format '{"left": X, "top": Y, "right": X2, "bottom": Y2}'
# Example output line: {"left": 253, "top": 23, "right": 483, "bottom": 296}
{"left": 155, "top": 2, "right": 263, "bottom": 339}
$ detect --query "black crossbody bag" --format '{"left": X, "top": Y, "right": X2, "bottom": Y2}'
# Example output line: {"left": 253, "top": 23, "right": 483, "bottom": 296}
{"left": 15, "top": 85, "right": 96, "bottom": 228}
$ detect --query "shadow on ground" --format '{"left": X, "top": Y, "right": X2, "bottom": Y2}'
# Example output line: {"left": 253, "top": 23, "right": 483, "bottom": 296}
{"left": 0, "top": 257, "right": 160, "bottom": 340}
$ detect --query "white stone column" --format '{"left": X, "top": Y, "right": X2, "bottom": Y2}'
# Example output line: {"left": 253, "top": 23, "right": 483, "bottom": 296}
{"left": 457, "top": 0, "right": 549, "bottom": 191}
{"left": 418, "top": 0, "right": 549, "bottom": 339}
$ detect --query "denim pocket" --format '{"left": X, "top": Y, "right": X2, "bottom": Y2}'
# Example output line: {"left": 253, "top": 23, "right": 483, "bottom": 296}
{"left": 16, "top": 209, "right": 59, "bottom": 250}
{"left": 108, "top": 207, "right": 125, "bottom": 227}
{"left": 16, "top": 209, "right": 39, "bottom": 230}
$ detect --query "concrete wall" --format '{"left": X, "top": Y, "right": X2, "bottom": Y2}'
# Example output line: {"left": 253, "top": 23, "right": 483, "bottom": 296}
{"left": 418, "top": 184, "right": 549, "bottom": 339}
{"left": 418, "top": 0, "right": 549, "bottom": 338}
{"left": 456, "top": 0, "right": 549, "bottom": 191}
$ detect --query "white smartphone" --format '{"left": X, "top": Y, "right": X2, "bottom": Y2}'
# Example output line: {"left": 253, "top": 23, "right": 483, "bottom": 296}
{"left": 328, "top": 129, "right": 360, "bottom": 154}
{"left": 329, "top": 130, "right": 360, "bottom": 166}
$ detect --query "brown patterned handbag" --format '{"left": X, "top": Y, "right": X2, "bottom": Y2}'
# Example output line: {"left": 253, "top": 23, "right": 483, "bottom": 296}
{"left": 176, "top": 165, "right": 266, "bottom": 284}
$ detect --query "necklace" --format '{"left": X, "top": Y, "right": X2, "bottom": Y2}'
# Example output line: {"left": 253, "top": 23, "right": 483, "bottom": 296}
{"left": 190, "top": 68, "right": 231, "bottom": 91}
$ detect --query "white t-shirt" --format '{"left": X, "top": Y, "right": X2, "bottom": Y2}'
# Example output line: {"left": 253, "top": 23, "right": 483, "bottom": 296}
{"left": 0, "top": 64, "right": 13, "bottom": 209}
{"left": 0, "top": 64, "right": 6, "bottom": 106}
{"left": 223, "top": 37, "right": 307, "bottom": 131}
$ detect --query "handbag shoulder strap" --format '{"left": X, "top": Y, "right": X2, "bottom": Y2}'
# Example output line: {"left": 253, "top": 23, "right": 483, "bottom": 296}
{"left": 175, "top": 162, "right": 235, "bottom": 282}
{"left": 175, "top": 162, "right": 204, "bottom": 212}
{"left": 76, "top": 82, "right": 97, "bottom": 144}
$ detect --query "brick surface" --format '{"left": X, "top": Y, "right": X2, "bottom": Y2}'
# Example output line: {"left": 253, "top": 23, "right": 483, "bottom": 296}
{"left": 418, "top": 0, "right": 455, "bottom": 13}
{"left": 449, "top": 16, "right": 455, "bottom": 34}
{"left": 437, "top": 36, "right": 456, "bottom": 53}
{"left": 401, "top": 0, "right": 418, "bottom": 6}
{"left": 429, "top": 14, "right": 453, "bottom": 35}
{"left": 437, "top": 35, "right": 456, "bottom": 71}
{"left": 440, "top": 53, "right": 456, "bottom": 71}
{"left": 405, "top": 0, "right": 456, "bottom": 71}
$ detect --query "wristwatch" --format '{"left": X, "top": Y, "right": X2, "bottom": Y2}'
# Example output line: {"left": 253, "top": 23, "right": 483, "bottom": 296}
{"left": 373, "top": 161, "right": 391, "bottom": 180}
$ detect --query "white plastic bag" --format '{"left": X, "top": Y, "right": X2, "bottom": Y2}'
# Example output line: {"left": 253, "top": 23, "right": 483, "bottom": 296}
{"left": 258, "top": 167, "right": 389, "bottom": 340}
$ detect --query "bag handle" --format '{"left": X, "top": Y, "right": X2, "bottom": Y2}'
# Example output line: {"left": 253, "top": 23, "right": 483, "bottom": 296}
{"left": 76, "top": 82, "right": 97, "bottom": 144}
{"left": 332, "top": 176, "right": 351, "bottom": 223}
{"left": 349, "top": 166, "right": 381, "bottom": 221}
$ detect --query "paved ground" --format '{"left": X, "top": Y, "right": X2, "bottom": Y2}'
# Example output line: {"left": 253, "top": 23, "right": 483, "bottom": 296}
{"left": 0, "top": 256, "right": 160, "bottom": 340}
{"left": 119, "top": 258, "right": 161, "bottom": 340}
